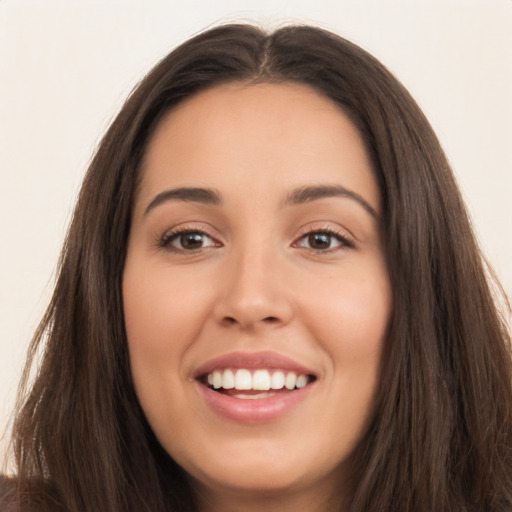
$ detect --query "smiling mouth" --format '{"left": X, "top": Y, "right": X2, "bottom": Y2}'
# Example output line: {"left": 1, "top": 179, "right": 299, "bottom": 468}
{"left": 200, "top": 368, "right": 316, "bottom": 399}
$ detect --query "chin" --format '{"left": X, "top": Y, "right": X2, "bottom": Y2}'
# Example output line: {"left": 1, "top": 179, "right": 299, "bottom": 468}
{"left": 173, "top": 433, "right": 349, "bottom": 501}
{"left": 190, "top": 460, "right": 317, "bottom": 496}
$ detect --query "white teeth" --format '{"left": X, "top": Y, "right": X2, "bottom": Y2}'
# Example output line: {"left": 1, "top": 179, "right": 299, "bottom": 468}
{"left": 205, "top": 369, "right": 310, "bottom": 391}
{"left": 234, "top": 369, "right": 252, "bottom": 390}
{"left": 296, "top": 374, "right": 308, "bottom": 389}
{"left": 222, "top": 369, "right": 235, "bottom": 389}
{"left": 285, "top": 372, "right": 297, "bottom": 390}
{"left": 233, "top": 392, "right": 272, "bottom": 400}
{"left": 270, "top": 371, "right": 285, "bottom": 390}
{"left": 212, "top": 370, "right": 222, "bottom": 389}
{"left": 252, "top": 369, "right": 271, "bottom": 390}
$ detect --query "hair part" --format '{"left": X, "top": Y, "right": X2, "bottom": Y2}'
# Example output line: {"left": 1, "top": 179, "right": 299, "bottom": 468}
{"left": 3, "top": 23, "right": 512, "bottom": 512}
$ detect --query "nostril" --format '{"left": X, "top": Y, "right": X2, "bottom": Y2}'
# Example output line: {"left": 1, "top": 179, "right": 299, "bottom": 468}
{"left": 222, "top": 316, "right": 280, "bottom": 326}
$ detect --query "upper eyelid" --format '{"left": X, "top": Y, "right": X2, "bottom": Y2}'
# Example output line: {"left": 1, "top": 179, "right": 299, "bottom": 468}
{"left": 156, "top": 221, "right": 356, "bottom": 248}
{"left": 162, "top": 223, "right": 219, "bottom": 238}
{"left": 292, "top": 222, "right": 358, "bottom": 252}
{"left": 294, "top": 229, "right": 353, "bottom": 249}
{"left": 163, "top": 229, "right": 215, "bottom": 241}
{"left": 156, "top": 223, "right": 223, "bottom": 250}
{"left": 294, "top": 223, "right": 355, "bottom": 241}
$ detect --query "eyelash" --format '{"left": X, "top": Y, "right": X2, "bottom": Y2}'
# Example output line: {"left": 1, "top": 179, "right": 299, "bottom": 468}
{"left": 293, "top": 227, "right": 354, "bottom": 253}
{"left": 157, "top": 226, "right": 354, "bottom": 254}
{"left": 158, "top": 227, "right": 219, "bottom": 252}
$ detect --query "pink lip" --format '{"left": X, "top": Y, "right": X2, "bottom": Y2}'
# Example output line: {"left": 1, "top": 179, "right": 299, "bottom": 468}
{"left": 196, "top": 383, "right": 313, "bottom": 424}
{"left": 193, "top": 351, "right": 316, "bottom": 424}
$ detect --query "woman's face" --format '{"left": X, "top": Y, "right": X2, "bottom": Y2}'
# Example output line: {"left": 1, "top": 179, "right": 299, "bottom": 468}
{"left": 123, "top": 82, "right": 391, "bottom": 504}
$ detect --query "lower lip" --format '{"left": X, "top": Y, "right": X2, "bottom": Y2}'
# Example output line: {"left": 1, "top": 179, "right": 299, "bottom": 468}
{"left": 196, "top": 382, "right": 313, "bottom": 424}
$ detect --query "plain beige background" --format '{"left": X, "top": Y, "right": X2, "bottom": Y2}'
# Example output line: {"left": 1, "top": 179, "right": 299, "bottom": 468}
{"left": 1, "top": 0, "right": 511, "bottom": 467}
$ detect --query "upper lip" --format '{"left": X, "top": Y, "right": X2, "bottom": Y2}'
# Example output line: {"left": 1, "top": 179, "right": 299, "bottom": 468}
{"left": 193, "top": 351, "right": 317, "bottom": 379}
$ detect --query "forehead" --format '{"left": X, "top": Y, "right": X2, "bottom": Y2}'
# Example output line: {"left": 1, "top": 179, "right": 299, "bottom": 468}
{"left": 137, "top": 82, "right": 380, "bottom": 212}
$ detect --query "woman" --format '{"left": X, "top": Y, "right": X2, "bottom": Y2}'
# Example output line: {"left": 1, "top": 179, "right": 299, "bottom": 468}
{"left": 2, "top": 23, "right": 511, "bottom": 512}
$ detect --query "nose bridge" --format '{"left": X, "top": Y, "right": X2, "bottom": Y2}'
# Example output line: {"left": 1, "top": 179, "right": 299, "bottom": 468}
{"left": 213, "top": 234, "right": 293, "bottom": 329}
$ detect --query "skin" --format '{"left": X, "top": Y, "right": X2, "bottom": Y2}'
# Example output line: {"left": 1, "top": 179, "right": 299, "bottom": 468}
{"left": 123, "top": 82, "right": 392, "bottom": 512}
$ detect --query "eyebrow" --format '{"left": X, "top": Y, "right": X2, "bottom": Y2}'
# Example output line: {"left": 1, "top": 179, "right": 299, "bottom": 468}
{"left": 143, "top": 184, "right": 378, "bottom": 219}
{"left": 144, "top": 187, "right": 222, "bottom": 216}
{"left": 283, "top": 185, "right": 378, "bottom": 218}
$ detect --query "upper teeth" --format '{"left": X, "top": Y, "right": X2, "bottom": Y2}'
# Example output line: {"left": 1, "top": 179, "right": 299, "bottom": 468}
{"left": 206, "top": 369, "right": 309, "bottom": 391}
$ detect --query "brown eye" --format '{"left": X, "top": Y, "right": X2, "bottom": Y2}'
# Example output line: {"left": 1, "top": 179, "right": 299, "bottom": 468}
{"left": 163, "top": 231, "right": 216, "bottom": 251}
{"left": 296, "top": 231, "right": 350, "bottom": 251}
{"left": 181, "top": 233, "right": 206, "bottom": 249}
{"left": 307, "top": 233, "right": 332, "bottom": 250}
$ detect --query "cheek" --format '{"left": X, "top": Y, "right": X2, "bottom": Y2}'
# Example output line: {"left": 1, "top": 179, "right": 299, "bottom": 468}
{"left": 282, "top": 269, "right": 391, "bottom": 463}
{"left": 122, "top": 269, "right": 214, "bottom": 450}
{"left": 300, "top": 268, "right": 391, "bottom": 398}
{"left": 122, "top": 266, "right": 210, "bottom": 416}
{"left": 304, "top": 270, "right": 390, "bottom": 348}
{"left": 123, "top": 267, "right": 210, "bottom": 359}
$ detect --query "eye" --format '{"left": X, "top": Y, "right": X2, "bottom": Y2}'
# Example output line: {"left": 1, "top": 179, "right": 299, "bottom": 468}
{"left": 295, "top": 230, "right": 352, "bottom": 252}
{"left": 160, "top": 230, "right": 218, "bottom": 251}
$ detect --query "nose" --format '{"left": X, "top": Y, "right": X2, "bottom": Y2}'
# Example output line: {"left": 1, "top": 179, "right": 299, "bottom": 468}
{"left": 212, "top": 245, "right": 294, "bottom": 331}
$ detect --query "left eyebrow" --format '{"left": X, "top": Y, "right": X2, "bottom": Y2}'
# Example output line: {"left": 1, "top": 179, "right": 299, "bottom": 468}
{"left": 143, "top": 187, "right": 222, "bottom": 216}
{"left": 282, "top": 184, "right": 378, "bottom": 219}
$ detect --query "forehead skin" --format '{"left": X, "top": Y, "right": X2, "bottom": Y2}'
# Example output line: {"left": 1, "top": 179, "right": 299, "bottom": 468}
{"left": 136, "top": 82, "right": 381, "bottom": 219}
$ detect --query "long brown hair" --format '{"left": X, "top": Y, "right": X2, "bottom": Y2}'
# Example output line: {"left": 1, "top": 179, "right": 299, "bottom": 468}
{"left": 2, "top": 24, "right": 511, "bottom": 512}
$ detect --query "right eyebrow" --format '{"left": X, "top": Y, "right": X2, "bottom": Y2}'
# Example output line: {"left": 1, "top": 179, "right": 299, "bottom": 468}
{"left": 143, "top": 187, "right": 222, "bottom": 216}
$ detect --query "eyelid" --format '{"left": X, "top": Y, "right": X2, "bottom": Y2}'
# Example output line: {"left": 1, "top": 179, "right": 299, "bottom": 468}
{"left": 157, "top": 223, "right": 222, "bottom": 252}
{"left": 154, "top": 221, "right": 355, "bottom": 254}
{"left": 292, "top": 223, "right": 355, "bottom": 251}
